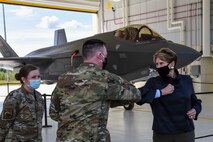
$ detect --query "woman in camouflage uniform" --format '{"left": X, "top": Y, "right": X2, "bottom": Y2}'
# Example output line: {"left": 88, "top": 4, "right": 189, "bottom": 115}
{"left": 0, "top": 64, "right": 44, "bottom": 142}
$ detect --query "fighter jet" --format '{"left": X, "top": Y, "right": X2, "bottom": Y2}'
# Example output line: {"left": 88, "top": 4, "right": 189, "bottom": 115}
{"left": 0, "top": 24, "right": 201, "bottom": 84}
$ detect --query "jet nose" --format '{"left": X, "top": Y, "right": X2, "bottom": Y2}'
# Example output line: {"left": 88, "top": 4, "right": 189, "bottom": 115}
{"left": 167, "top": 43, "right": 201, "bottom": 69}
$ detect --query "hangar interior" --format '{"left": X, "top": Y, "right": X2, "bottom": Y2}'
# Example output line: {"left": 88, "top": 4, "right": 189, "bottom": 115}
{"left": 1, "top": 0, "right": 212, "bottom": 92}
{"left": 0, "top": 0, "right": 213, "bottom": 142}
{"left": 100, "top": 0, "right": 213, "bottom": 93}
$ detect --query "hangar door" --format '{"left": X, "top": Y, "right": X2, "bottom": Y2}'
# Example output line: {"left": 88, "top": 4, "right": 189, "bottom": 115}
{"left": 0, "top": 0, "right": 100, "bottom": 13}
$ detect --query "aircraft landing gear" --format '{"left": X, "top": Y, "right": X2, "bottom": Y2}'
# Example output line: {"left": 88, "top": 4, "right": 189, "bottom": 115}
{"left": 123, "top": 103, "right": 134, "bottom": 110}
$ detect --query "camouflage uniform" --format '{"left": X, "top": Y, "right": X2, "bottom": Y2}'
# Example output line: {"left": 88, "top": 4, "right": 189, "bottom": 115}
{"left": 0, "top": 86, "right": 44, "bottom": 142}
{"left": 49, "top": 63, "right": 141, "bottom": 142}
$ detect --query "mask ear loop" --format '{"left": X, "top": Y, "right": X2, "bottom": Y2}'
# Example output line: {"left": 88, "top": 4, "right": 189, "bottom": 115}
{"left": 99, "top": 53, "right": 105, "bottom": 62}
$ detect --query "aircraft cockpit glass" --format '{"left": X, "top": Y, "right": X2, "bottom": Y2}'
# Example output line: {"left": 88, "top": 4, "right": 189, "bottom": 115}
{"left": 114, "top": 24, "right": 165, "bottom": 42}
{"left": 114, "top": 27, "right": 138, "bottom": 42}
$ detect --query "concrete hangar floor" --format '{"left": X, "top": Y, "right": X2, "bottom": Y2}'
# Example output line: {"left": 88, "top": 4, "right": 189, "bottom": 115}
{"left": 42, "top": 101, "right": 213, "bottom": 142}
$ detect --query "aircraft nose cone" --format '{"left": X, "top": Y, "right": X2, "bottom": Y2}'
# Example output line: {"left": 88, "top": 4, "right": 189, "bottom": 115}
{"left": 165, "top": 42, "right": 201, "bottom": 68}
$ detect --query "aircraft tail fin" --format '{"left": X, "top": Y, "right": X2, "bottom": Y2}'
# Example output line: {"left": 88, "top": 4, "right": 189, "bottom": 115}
{"left": 0, "top": 35, "right": 18, "bottom": 57}
{"left": 54, "top": 29, "right": 67, "bottom": 46}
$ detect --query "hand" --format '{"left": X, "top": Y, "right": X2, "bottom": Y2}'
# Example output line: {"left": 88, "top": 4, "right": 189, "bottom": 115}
{"left": 161, "top": 84, "right": 174, "bottom": 96}
{"left": 186, "top": 108, "right": 197, "bottom": 120}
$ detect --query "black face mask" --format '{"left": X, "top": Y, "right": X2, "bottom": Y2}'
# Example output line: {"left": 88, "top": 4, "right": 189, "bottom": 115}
{"left": 102, "top": 57, "right": 108, "bottom": 69}
{"left": 156, "top": 65, "right": 170, "bottom": 78}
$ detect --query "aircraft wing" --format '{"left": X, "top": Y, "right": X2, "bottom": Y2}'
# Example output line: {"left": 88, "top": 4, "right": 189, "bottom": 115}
{"left": 0, "top": 36, "right": 18, "bottom": 57}
{"left": 0, "top": 57, "right": 54, "bottom": 66}
{"left": 0, "top": 57, "right": 55, "bottom": 75}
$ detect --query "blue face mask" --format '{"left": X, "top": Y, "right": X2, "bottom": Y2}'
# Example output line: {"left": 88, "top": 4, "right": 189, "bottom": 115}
{"left": 29, "top": 79, "right": 41, "bottom": 90}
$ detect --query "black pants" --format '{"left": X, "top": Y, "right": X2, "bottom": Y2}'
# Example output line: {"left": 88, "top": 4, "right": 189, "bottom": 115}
{"left": 153, "top": 131, "right": 195, "bottom": 142}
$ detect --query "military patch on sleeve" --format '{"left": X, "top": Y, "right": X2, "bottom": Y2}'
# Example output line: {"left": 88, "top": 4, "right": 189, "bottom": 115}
{"left": 2, "top": 103, "right": 15, "bottom": 120}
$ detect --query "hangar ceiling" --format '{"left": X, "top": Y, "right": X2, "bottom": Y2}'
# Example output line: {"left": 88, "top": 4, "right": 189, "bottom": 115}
{"left": 0, "top": 0, "right": 100, "bottom": 13}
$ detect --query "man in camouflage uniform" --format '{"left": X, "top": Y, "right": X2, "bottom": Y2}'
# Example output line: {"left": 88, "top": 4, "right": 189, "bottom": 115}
{"left": 49, "top": 39, "right": 141, "bottom": 142}
{"left": 0, "top": 64, "right": 44, "bottom": 142}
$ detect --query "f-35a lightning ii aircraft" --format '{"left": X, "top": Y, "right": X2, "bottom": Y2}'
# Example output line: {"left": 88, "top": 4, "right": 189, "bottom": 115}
{"left": 0, "top": 24, "right": 201, "bottom": 85}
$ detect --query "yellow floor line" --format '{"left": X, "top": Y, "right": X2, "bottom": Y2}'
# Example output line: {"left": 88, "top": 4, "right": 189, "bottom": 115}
{"left": 198, "top": 116, "right": 213, "bottom": 120}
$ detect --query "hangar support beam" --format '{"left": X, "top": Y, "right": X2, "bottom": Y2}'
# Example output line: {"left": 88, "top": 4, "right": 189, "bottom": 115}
{"left": 0, "top": 0, "right": 99, "bottom": 13}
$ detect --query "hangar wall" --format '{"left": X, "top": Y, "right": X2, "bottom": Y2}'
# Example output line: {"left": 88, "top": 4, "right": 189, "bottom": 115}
{"left": 99, "top": 0, "right": 213, "bottom": 92}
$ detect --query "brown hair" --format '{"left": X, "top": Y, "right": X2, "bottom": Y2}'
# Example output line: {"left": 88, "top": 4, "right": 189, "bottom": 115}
{"left": 15, "top": 64, "right": 39, "bottom": 84}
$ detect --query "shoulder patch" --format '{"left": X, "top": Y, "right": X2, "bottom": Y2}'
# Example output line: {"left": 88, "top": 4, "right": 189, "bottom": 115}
{"left": 2, "top": 103, "right": 15, "bottom": 120}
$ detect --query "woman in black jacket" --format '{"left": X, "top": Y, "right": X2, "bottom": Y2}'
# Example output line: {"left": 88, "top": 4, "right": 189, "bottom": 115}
{"left": 137, "top": 48, "right": 202, "bottom": 142}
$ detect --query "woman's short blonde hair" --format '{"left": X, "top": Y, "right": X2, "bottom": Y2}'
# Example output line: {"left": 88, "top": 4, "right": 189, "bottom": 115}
{"left": 153, "top": 48, "right": 177, "bottom": 65}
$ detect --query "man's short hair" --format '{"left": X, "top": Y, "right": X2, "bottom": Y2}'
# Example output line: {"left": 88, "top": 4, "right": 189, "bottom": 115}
{"left": 82, "top": 39, "right": 106, "bottom": 60}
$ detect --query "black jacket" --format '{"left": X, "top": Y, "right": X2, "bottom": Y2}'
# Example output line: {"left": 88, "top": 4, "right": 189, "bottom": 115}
{"left": 138, "top": 74, "right": 202, "bottom": 134}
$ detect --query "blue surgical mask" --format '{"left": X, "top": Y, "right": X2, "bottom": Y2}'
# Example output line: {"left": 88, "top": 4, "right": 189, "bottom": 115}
{"left": 29, "top": 79, "right": 41, "bottom": 90}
